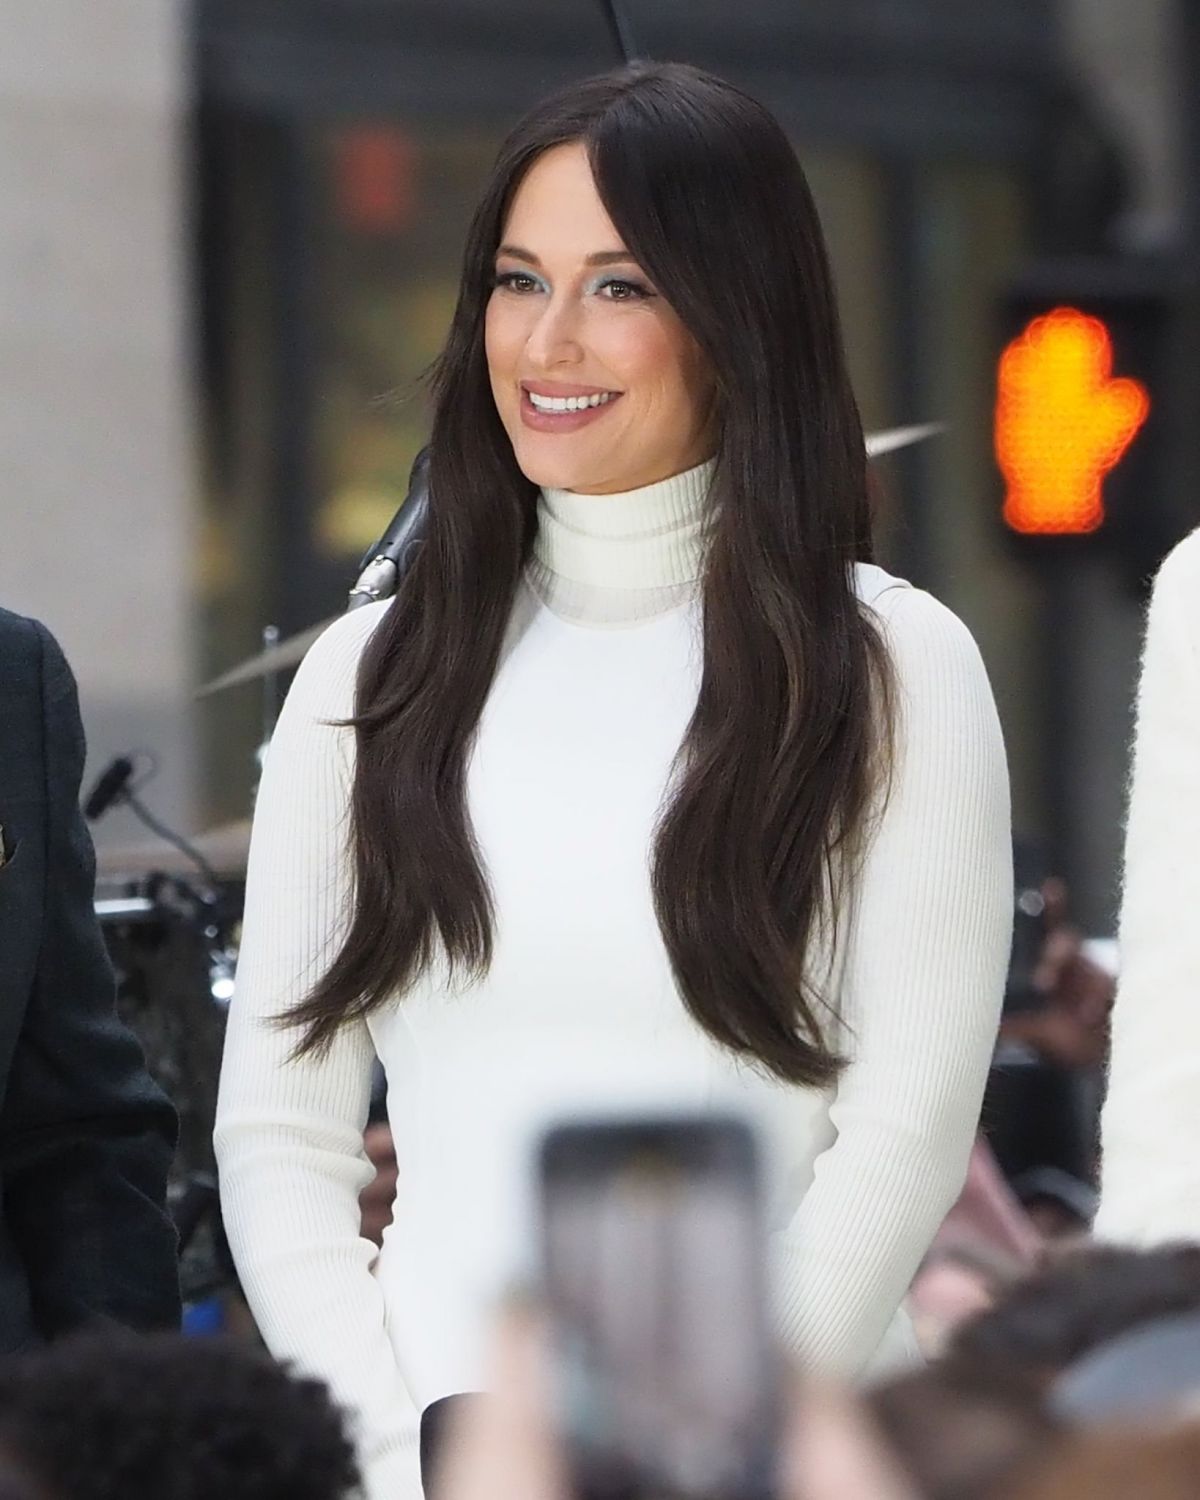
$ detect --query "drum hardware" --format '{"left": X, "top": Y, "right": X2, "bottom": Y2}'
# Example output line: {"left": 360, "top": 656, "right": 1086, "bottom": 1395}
{"left": 86, "top": 746, "right": 223, "bottom": 888}
{"left": 104, "top": 870, "right": 242, "bottom": 1004}
{"left": 89, "top": 719, "right": 259, "bottom": 1311}
{"left": 94, "top": 894, "right": 158, "bottom": 923}
{"left": 195, "top": 620, "right": 333, "bottom": 699}
{"left": 259, "top": 623, "right": 282, "bottom": 747}
{"left": 97, "top": 819, "right": 251, "bottom": 883}
{"left": 97, "top": 873, "right": 238, "bottom": 1152}
{"left": 98, "top": 871, "right": 240, "bottom": 1304}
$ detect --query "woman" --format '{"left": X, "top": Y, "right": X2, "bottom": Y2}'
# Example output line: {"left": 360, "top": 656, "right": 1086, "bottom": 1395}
{"left": 1095, "top": 530, "right": 1200, "bottom": 1244}
{"left": 215, "top": 62, "right": 1011, "bottom": 1500}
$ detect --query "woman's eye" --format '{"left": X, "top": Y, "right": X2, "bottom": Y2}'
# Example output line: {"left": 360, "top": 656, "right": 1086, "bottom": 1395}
{"left": 597, "top": 278, "right": 652, "bottom": 302}
{"left": 493, "top": 270, "right": 541, "bottom": 294}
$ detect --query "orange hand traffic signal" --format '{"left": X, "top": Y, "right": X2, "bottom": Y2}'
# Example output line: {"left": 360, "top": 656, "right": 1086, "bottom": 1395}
{"left": 995, "top": 306, "right": 1150, "bottom": 535}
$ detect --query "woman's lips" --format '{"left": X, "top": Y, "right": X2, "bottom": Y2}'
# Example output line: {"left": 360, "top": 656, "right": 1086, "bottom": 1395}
{"left": 518, "top": 387, "right": 624, "bottom": 433}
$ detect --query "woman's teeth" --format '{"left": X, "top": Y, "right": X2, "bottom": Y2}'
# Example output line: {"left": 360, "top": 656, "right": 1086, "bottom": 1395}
{"left": 526, "top": 390, "right": 617, "bottom": 412}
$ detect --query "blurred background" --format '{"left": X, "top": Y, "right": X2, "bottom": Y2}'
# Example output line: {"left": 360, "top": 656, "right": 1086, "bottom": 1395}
{"left": 1, "top": 0, "right": 1197, "bottom": 937}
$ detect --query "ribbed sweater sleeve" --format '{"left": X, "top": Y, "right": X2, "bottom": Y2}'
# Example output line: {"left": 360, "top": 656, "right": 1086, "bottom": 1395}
{"left": 1095, "top": 530, "right": 1200, "bottom": 1244}
{"left": 774, "top": 586, "right": 1012, "bottom": 1375}
{"left": 213, "top": 601, "right": 422, "bottom": 1500}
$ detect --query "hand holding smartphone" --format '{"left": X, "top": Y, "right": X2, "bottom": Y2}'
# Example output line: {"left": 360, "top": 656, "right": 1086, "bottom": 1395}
{"left": 538, "top": 1115, "right": 781, "bottom": 1500}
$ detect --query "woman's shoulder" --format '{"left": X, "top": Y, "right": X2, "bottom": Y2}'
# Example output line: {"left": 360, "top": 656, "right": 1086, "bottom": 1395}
{"left": 303, "top": 599, "right": 392, "bottom": 673}
{"left": 852, "top": 562, "right": 981, "bottom": 664}
{"left": 853, "top": 567, "right": 1000, "bottom": 759}
{"left": 285, "top": 599, "right": 393, "bottom": 719}
{"left": 853, "top": 561, "right": 911, "bottom": 613}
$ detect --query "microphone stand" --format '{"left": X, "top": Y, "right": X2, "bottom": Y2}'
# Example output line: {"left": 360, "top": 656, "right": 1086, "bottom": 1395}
{"left": 260, "top": 623, "right": 281, "bottom": 745}
{"left": 597, "top": 0, "right": 641, "bottom": 62}
{"left": 120, "top": 791, "right": 222, "bottom": 891}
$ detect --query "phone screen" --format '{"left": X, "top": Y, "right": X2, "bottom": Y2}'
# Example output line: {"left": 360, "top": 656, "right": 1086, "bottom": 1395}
{"left": 539, "top": 1116, "right": 779, "bottom": 1500}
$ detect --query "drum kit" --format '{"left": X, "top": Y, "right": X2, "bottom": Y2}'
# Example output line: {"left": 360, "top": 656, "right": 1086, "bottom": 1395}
{"left": 94, "top": 627, "right": 318, "bottom": 1300}
{"left": 90, "top": 609, "right": 338, "bottom": 1303}
{"left": 96, "top": 820, "right": 252, "bottom": 1302}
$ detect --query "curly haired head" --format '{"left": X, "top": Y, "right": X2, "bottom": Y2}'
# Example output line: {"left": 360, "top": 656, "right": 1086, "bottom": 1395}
{"left": 950, "top": 1244, "right": 1200, "bottom": 1392}
{"left": 0, "top": 1332, "right": 361, "bottom": 1500}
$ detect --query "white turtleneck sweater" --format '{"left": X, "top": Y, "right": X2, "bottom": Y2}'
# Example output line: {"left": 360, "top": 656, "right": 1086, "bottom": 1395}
{"left": 1096, "top": 528, "right": 1200, "bottom": 1243}
{"left": 215, "top": 461, "right": 1012, "bottom": 1500}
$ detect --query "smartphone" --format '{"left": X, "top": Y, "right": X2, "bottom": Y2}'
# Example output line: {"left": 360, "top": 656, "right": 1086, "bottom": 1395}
{"left": 537, "top": 1114, "right": 780, "bottom": 1500}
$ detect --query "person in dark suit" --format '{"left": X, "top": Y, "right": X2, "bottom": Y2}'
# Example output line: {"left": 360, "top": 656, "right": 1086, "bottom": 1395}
{"left": 0, "top": 607, "right": 180, "bottom": 1349}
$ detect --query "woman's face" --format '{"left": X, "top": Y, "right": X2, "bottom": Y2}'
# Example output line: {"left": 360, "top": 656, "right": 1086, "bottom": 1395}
{"left": 485, "top": 142, "right": 715, "bottom": 495}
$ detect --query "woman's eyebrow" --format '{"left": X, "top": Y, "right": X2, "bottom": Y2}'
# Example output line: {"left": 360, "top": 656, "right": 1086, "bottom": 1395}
{"left": 495, "top": 244, "right": 637, "bottom": 267}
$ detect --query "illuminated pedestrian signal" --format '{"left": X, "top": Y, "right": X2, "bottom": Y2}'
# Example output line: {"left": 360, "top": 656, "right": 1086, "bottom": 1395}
{"left": 995, "top": 307, "right": 1150, "bottom": 536}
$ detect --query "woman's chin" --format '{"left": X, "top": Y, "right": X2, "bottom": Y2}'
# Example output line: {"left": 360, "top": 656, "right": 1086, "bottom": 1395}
{"left": 508, "top": 444, "right": 604, "bottom": 494}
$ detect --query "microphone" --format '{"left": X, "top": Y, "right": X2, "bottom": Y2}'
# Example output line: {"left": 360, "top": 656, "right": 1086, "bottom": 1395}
{"left": 85, "top": 750, "right": 222, "bottom": 887}
{"left": 348, "top": 446, "right": 431, "bottom": 609}
{"left": 84, "top": 755, "right": 135, "bottom": 821}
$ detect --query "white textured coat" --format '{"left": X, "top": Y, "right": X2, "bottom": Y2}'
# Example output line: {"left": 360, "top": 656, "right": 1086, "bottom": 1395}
{"left": 1097, "top": 529, "right": 1200, "bottom": 1243}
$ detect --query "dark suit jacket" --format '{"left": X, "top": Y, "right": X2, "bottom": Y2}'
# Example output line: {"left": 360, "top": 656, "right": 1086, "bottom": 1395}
{"left": 0, "top": 608, "right": 180, "bottom": 1349}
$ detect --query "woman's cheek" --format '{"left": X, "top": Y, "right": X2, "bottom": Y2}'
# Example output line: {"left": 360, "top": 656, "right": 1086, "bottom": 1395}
{"left": 483, "top": 302, "right": 509, "bottom": 374}
{"left": 600, "top": 314, "right": 674, "bottom": 387}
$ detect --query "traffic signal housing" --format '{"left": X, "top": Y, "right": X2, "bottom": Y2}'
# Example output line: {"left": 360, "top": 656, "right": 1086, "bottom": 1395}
{"left": 994, "top": 256, "right": 1173, "bottom": 588}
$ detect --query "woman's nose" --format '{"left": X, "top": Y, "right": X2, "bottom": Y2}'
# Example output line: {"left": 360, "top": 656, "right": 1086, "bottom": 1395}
{"left": 524, "top": 295, "right": 584, "bottom": 369}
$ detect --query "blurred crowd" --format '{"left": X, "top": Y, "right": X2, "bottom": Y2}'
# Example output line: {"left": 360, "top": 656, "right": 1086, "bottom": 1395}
{"left": 7, "top": 1240, "right": 1200, "bottom": 1499}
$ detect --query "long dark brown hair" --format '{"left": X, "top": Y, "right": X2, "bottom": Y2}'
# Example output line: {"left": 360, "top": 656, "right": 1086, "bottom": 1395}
{"left": 287, "top": 62, "right": 893, "bottom": 1086}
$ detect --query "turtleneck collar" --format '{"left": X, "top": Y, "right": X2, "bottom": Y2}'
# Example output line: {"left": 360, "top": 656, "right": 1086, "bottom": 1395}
{"left": 531, "top": 459, "right": 715, "bottom": 604}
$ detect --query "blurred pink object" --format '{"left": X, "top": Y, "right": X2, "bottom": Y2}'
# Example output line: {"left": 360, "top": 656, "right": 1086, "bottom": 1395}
{"left": 939, "top": 1136, "right": 1043, "bottom": 1263}
{"left": 909, "top": 1137, "right": 1042, "bottom": 1356}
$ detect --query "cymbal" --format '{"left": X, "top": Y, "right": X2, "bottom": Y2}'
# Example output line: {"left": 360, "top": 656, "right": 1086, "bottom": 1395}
{"left": 865, "top": 422, "right": 946, "bottom": 458}
{"left": 196, "top": 620, "right": 334, "bottom": 699}
{"left": 196, "top": 423, "right": 942, "bottom": 699}
{"left": 97, "top": 819, "right": 252, "bottom": 880}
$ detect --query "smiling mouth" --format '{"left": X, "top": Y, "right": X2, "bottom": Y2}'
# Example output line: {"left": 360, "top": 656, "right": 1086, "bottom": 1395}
{"left": 517, "top": 385, "right": 624, "bottom": 433}
{"left": 524, "top": 388, "right": 621, "bottom": 413}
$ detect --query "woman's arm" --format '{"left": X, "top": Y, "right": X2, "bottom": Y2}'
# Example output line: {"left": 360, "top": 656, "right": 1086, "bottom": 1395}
{"left": 1095, "top": 532, "right": 1200, "bottom": 1244}
{"left": 774, "top": 586, "right": 1012, "bottom": 1376}
{"left": 214, "top": 601, "right": 422, "bottom": 1500}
